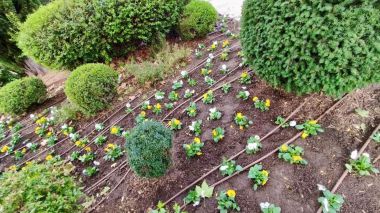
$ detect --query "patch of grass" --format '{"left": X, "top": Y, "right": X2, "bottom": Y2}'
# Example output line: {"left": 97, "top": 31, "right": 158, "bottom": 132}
{"left": 55, "top": 102, "right": 83, "bottom": 123}
{"left": 124, "top": 43, "right": 190, "bottom": 85}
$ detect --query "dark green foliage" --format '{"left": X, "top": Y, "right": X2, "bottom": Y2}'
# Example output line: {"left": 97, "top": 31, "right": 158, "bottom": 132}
{"left": 125, "top": 120, "right": 173, "bottom": 178}
{"left": 179, "top": 0, "right": 218, "bottom": 40}
{"left": 64, "top": 63, "right": 119, "bottom": 115}
{"left": 0, "top": 161, "right": 84, "bottom": 213}
{"left": 0, "top": 0, "right": 47, "bottom": 62}
{"left": 0, "top": 59, "right": 23, "bottom": 86}
{"left": 17, "top": 0, "right": 184, "bottom": 69}
{"left": 241, "top": 0, "right": 380, "bottom": 97}
{"left": 0, "top": 77, "right": 46, "bottom": 115}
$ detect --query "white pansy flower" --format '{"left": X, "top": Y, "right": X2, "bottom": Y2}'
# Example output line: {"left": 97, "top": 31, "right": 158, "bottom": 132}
{"left": 289, "top": 120, "right": 297, "bottom": 127}
{"left": 242, "top": 86, "right": 247, "bottom": 90}
{"left": 126, "top": 103, "right": 131, "bottom": 108}
{"left": 208, "top": 53, "right": 214, "bottom": 59}
{"left": 181, "top": 70, "right": 188, "bottom": 78}
{"left": 350, "top": 150, "right": 358, "bottom": 160}
{"left": 213, "top": 41, "right": 218, "bottom": 45}
{"left": 362, "top": 153, "right": 370, "bottom": 158}
{"left": 26, "top": 143, "right": 32, "bottom": 148}
{"left": 30, "top": 114, "right": 35, "bottom": 119}
{"left": 41, "top": 140, "right": 47, "bottom": 146}
{"left": 93, "top": 161, "right": 100, "bottom": 166}
{"left": 260, "top": 202, "right": 270, "bottom": 209}
{"left": 222, "top": 64, "right": 227, "bottom": 70}
{"left": 239, "top": 63, "right": 243, "bottom": 67}
{"left": 144, "top": 100, "right": 150, "bottom": 105}
{"left": 220, "top": 165, "right": 228, "bottom": 171}
{"left": 244, "top": 91, "right": 250, "bottom": 96}
{"left": 247, "top": 142, "right": 258, "bottom": 150}
{"left": 95, "top": 123, "right": 104, "bottom": 131}
{"left": 254, "top": 135, "right": 260, "bottom": 140}
{"left": 317, "top": 184, "right": 326, "bottom": 191}
{"left": 61, "top": 124, "right": 68, "bottom": 130}
{"left": 206, "top": 58, "right": 212, "bottom": 63}
{"left": 209, "top": 108, "right": 217, "bottom": 113}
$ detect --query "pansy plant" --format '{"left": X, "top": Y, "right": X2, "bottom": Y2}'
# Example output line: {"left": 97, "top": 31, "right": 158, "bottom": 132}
{"left": 234, "top": 112, "right": 252, "bottom": 130}
{"left": 252, "top": 97, "right": 270, "bottom": 112}
{"left": 168, "top": 118, "right": 182, "bottom": 131}
{"left": 240, "top": 71, "right": 251, "bottom": 85}
{"left": 220, "top": 49, "right": 230, "bottom": 61}
{"left": 187, "top": 78, "right": 197, "bottom": 87}
{"left": 183, "top": 137, "right": 204, "bottom": 158}
{"left": 153, "top": 103, "right": 162, "bottom": 115}
{"left": 168, "top": 91, "right": 179, "bottom": 102}
{"left": 260, "top": 202, "right": 281, "bottom": 213}
{"left": 204, "top": 58, "right": 213, "bottom": 69}
{"left": 220, "top": 64, "right": 229, "bottom": 74}
{"left": 110, "top": 126, "right": 123, "bottom": 136}
{"left": 204, "top": 76, "right": 215, "bottom": 86}
{"left": 208, "top": 108, "right": 222, "bottom": 120}
{"left": 165, "top": 103, "right": 174, "bottom": 110}
{"left": 345, "top": 150, "right": 379, "bottom": 176}
{"left": 202, "top": 90, "right": 215, "bottom": 104}
{"left": 278, "top": 144, "right": 308, "bottom": 165}
{"left": 195, "top": 49, "right": 203, "bottom": 59}
{"left": 83, "top": 166, "right": 98, "bottom": 177}
{"left": 212, "top": 127, "right": 225, "bottom": 143}
{"left": 221, "top": 83, "right": 232, "bottom": 94}
{"left": 237, "top": 90, "right": 250, "bottom": 101}
{"left": 217, "top": 190, "right": 240, "bottom": 213}
{"left": 184, "top": 181, "right": 214, "bottom": 207}
{"left": 246, "top": 135, "right": 262, "bottom": 154}
{"left": 275, "top": 116, "right": 289, "bottom": 128}
{"left": 78, "top": 151, "right": 95, "bottom": 163}
{"left": 208, "top": 41, "right": 218, "bottom": 52}
{"left": 94, "top": 123, "right": 104, "bottom": 132}
{"left": 186, "top": 102, "right": 198, "bottom": 117}
{"left": 141, "top": 100, "right": 152, "bottom": 111}
{"left": 135, "top": 111, "right": 147, "bottom": 124}
{"left": 189, "top": 120, "right": 202, "bottom": 136}
{"left": 219, "top": 158, "right": 243, "bottom": 176}
{"left": 200, "top": 68, "right": 212, "bottom": 76}
{"left": 180, "top": 70, "right": 189, "bottom": 79}
{"left": 317, "top": 184, "right": 344, "bottom": 213}
{"left": 222, "top": 40, "right": 230, "bottom": 48}
{"left": 184, "top": 89, "right": 195, "bottom": 99}
{"left": 248, "top": 164, "right": 269, "bottom": 190}
{"left": 104, "top": 143, "right": 124, "bottom": 161}
{"left": 155, "top": 91, "right": 165, "bottom": 102}
{"left": 172, "top": 80, "right": 183, "bottom": 90}
{"left": 296, "top": 120, "right": 324, "bottom": 139}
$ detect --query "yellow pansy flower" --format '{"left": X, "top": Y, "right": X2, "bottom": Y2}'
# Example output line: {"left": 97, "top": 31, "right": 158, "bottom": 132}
{"left": 261, "top": 170, "right": 269, "bottom": 177}
{"left": 147, "top": 105, "right": 152, "bottom": 110}
{"left": 212, "top": 129, "right": 217, "bottom": 137}
{"left": 140, "top": 111, "right": 146, "bottom": 116}
{"left": 174, "top": 119, "right": 181, "bottom": 126}
{"left": 252, "top": 96, "right": 258, "bottom": 102}
{"left": 262, "top": 179, "right": 268, "bottom": 185}
{"left": 280, "top": 144, "right": 288, "bottom": 152}
{"left": 226, "top": 189, "right": 236, "bottom": 198}
{"left": 1, "top": 145, "right": 9, "bottom": 153}
{"left": 46, "top": 132, "right": 53, "bottom": 137}
{"left": 21, "top": 148, "right": 27, "bottom": 154}
{"left": 85, "top": 147, "right": 92, "bottom": 152}
{"left": 45, "top": 154, "right": 53, "bottom": 161}
{"left": 196, "top": 152, "right": 202, "bottom": 156}
{"left": 292, "top": 155, "right": 303, "bottom": 162}
{"left": 241, "top": 71, "right": 248, "bottom": 78}
{"left": 222, "top": 40, "right": 230, "bottom": 48}
{"left": 239, "top": 126, "right": 244, "bottom": 130}
{"left": 155, "top": 103, "right": 161, "bottom": 110}
{"left": 308, "top": 120, "right": 317, "bottom": 125}
{"left": 236, "top": 113, "right": 243, "bottom": 119}
{"left": 75, "top": 141, "right": 83, "bottom": 147}
{"left": 185, "top": 144, "right": 191, "bottom": 150}
{"left": 9, "top": 165, "right": 17, "bottom": 171}
{"left": 110, "top": 127, "right": 119, "bottom": 135}
{"left": 265, "top": 99, "right": 271, "bottom": 107}
{"left": 301, "top": 131, "right": 309, "bottom": 139}
{"left": 194, "top": 137, "right": 201, "bottom": 144}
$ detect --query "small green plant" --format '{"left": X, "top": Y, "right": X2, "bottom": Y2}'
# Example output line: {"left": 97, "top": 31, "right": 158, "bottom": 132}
{"left": 141, "top": 101, "right": 152, "bottom": 110}
{"left": 200, "top": 68, "right": 212, "bottom": 76}
{"left": 0, "top": 161, "right": 84, "bottom": 212}
{"left": 183, "top": 137, "right": 204, "bottom": 158}
{"left": 184, "top": 181, "right": 214, "bottom": 206}
{"left": 235, "top": 112, "right": 252, "bottom": 130}
{"left": 125, "top": 120, "right": 172, "bottom": 178}
{"left": 104, "top": 143, "right": 124, "bottom": 161}
{"left": 252, "top": 97, "right": 270, "bottom": 112}
{"left": 204, "top": 76, "right": 215, "bottom": 86}
{"left": 239, "top": 71, "right": 251, "bottom": 85}
{"left": 236, "top": 90, "right": 250, "bottom": 101}
{"left": 217, "top": 189, "right": 240, "bottom": 213}
{"left": 208, "top": 108, "right": 222, "bottom": 120}
{"left": 220, "top": 49, "right": 230, "bottom": 61}
{"left": 220, "top": 64, "right": 229, "bottom": 74}
{"left": 246, "top": 135, "right": 262, "bottom": 154}
{"left": 179, "top": 0, "right": 218, "bottom": 40}
{"left": 275, "top": 116, "right": 289, "bottom": 128}
{"left": 260, "top": 202, "right": 281, "bottom": 213}
{"left": 168, "top": 118, "right": 182, "bottom": 131}
{"left": 187, "top": 78, "right": 197, "bottom": 86}
{"left": 65, "top": 63, "right": 119, "bottom": 115}
{"left": 195, "top": 49, "right": 203, "bottom": 59}
{"left": 208, "top": 41, "right": 218, "bottom": 52}
{"left": 189, "top": 120, "right": 202, "bottom": 136}
{"left": 296, "top": 120, "right": 324, "bottom": 139}
{"left": 219, "top": 158, "right": 243, "bottom": 176}
{"left": 278, "top": 144, "right": 308, "bottom": 165}
{"left": 372, "top": 131, "right": 380, "bottom": 143}
{"left": 169, "top": 91, "right": 180, "bottom": 102}
{"left": 181, "top": 71, "right": 189, "bottom": 79}
{"left": 345, "top": 150, "right": 379, "bottom": 176}
{"left": 172, "top": 80, "right": 184, "bottom": 90}
{"left": 317, "top": 184, "right": 344, "bottom": 213}
{"left": 110, "top": 126, "right": 123, "bottom": 136}
{"left": 155, "top": 91, "right": 165, "bottom": 102}
{"left": 221, "top": 83, "right": 232, "bottom": 94}
{"left": 248, "top": 164, "right": 269, "bottom": 190}
{"left": 135, "top": 111, "right": 147, "bottom": 124}
{"left": 153, "top": 103, "right": 163, "bottom": 115}
{"left": 83, "top": 166, "right": 98, "bottom": 177}
{"left": 165, "top": 103, "right": 174, "bottom": 110}
{"left": 186, "top": 102, "right": 198, "bottom": 117}
{"left": 78, "top": 152, "right": 95, "bottom": 163}
{"left": 212, "top": 127, "right": 225, "bottom": 143}
{"left": 202, "top": 90, "right": 215, "bottom": 104}
{"left": 184, "top": 89, "right": 195, "bottom": 99}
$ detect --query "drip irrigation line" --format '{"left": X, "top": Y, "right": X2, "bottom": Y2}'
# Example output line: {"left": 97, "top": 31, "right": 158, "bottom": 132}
{"left": 178, "top": 94, "right": 348, "bottom": 210}
{"left": 316, "top": 123, "right": 380, "bottom": 213}
{"left": 162, "top": 98, "right": 308, "bottom": 206}
{"left": 87, "top": 168, "right": 131, "bottom": 213}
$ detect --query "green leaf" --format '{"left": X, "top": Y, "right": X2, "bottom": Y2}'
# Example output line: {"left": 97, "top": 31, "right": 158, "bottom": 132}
{"left": 355, "top": 109, "right": 369, "bottom": 118}
{"left": 195, "top": 181, "right": 214, "bottom": 198}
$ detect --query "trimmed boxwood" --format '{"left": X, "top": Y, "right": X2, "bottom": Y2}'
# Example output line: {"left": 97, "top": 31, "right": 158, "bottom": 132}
{"left": 179, "top": 0, "right": 218, "bottom": 40}
{"left": 241, "top": 0, "right": 380, "bottom": 97}
{"left": 125, "top": 120, "right": 173, "bottom": 178}
{"left": 17, "top": 0, "right": 184, "bottom": 69}
{"left": 0, "top": 76, "right": 46, "bottom": 115}
{"left": 0, "top": 161, "right": 84, "bottom": 213}
{"left": 64, "top": 63, "right": 119, "bottom": 115}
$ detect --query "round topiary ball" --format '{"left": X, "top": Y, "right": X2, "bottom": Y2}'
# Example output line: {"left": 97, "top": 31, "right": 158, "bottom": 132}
{"left": 0, "top": 77, "right": 46, "bottom": 115}
{"left": 125, "top": 120, "right": 173, "bottom": 178}
{"left": 64, "top": 63, "right": 119, "bottom": 115}
{"left": 241, "top": 0, "right": 380, "bottom": 97}
{"left": 179, "top": 0, "right": 218, "bottom": 40}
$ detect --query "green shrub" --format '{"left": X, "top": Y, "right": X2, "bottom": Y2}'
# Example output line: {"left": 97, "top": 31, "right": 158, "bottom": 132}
{"left": 0, "top": 161, "right": 84, "bottom": 213}
{"left": 0, "top": 77, "right": 46, "bottom": 115}
{"left": 179, "top": 0, "right": 218, "bottom": 40}
{"left": 64, "top": 63, "right": 118, "bottom": 115}
{"left": 17, "top": 0, "right": 184, "bottom": 69}
{"left": 124, "top": 43, "right": 190, "bottom": 85}
{"left": 125, "top": 120, "right": 173, "bottom": 178}
{"left": 241, "top": 0, "right": 380, "bottom": 97}
{"left": 0, "top": 59, "right": 23, "bottom": 86}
